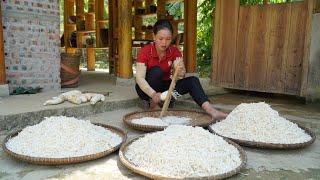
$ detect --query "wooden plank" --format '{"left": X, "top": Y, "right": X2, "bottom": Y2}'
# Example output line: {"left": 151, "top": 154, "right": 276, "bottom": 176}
{"left": 247, "top": 5, "right": 269, "bottom": 91}
{"left": 265, "top": 4, "right": 291, "bottom": 93}
{"left": 0, "top": 6, "right": 5, "bottom": 84}
{"left": 300, "top": 0, "right": 314, "bottom": 97}
{"left": 285, "top": 1, "right": 308, "bottom": 95}
{"left": 212, "top": 0, "right": 222, "bottom": 84}
{"left": 234, "top": 6, "right": 253, "bottom": 89}
{"left": 216, "top": 0, "right": 240, "bottom": 87}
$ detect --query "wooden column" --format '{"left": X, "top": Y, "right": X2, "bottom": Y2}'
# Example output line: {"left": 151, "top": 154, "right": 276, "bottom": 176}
{"left": 184, "top": 0, "right": 197, "bottom": 73}
{"left": 134, "top": 0, "right": 143, "bottom": 39}
{"left": 95, "top": 0, "right": 104, "bottom": 47}
{"left": 87, "top": 48, "right": 95, "bottom": 71}
{"left": 108, "top": 0, "right": 117, "bottom": 75}
{"left": 76, "top": 0, "right": 84, "bottom": 14}
{"left": 118, "top": 0, "right": 133, "bottom": 78}
{"left": 0, "top": 6, "right": 6, "bottom": 84}
{"left": 88, "top": 0, "right": 95, "bottom": 13}
{"left": 157, "top": 0, "right": 166, "bottom": 19}
{"left": 95, "top": 0, "right": 105, "bottom": 20}
{"left": 64, "top": 0, "right": 75, "bottom": 49}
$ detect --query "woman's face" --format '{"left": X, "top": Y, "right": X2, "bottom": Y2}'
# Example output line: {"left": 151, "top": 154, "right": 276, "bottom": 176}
{"left": 153, "top": 28, "right": 172, "bottom": 53}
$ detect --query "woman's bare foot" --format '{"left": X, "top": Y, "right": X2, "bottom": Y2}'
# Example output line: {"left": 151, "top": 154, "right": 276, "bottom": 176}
{"left": 202, "top": 102, "right": 227, "bottom": 121}
{"left": 210, "top": 108, "right": 227, "bottom": 121}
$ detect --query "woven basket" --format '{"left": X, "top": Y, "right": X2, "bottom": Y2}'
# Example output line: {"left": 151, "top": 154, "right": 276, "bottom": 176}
{"left": 2, "top": 123, "right": 127, "bottom": 165}
{"left": 123, "top": 109, "right": 213, "bottom": 132}
{"left": 119, "top": 135, "right": 247, "bottom": 180}
{"left": 60, "top": 53, "right": 81, "bottom": 88}
{"left": 208, "top": 121, "right": 316, "bottom": 150}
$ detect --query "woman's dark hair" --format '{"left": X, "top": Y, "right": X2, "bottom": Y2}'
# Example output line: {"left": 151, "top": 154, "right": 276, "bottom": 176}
{"left": 153, "top": 19, "right": 173, "bottom": 34}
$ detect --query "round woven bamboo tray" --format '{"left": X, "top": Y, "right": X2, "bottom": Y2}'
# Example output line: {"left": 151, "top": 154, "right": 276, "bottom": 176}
{"left": 208, "top": 121, "right": 316, "bottom": 150}
{"left": 123, "top": 109, "right": 213, "bottom": 132}
{"left": 2, "top": 123, "right": 127, "bottom": 165}
{"left": 119, "top": 135, "right": 247, "bottom": 179}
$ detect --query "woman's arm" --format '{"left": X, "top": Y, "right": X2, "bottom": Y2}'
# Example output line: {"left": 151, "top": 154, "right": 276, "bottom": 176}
{"left": 136, "top": 62, "right": 156, "bottom": 98}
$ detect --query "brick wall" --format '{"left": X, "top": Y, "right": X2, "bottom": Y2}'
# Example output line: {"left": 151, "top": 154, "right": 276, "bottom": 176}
{"left": 2, "top": 0, "right": 60, "bottom": 92}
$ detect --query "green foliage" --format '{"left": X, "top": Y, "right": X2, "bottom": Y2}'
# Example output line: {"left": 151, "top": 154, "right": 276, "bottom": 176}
{"left": 166, "top": 2, "right": 183, "bottom": 19}
{"left": 196, "top": 0, "right": 215, "bottom": 77}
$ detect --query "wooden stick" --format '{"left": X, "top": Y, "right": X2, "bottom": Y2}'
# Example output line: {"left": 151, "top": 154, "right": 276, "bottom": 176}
{"left": 160, "top": 66, "right": 179, "bottom": 118}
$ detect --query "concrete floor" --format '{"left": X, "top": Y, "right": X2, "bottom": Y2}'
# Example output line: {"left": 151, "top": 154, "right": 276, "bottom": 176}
{"left": 0, "top": 71, "right": 319, "bottom": 180}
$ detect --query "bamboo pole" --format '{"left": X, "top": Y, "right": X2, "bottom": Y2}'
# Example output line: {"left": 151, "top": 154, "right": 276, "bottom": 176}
{"left": 118, "top": 0, "right": 133, "bottom": 78}
{"left": 0, "top": 6, "right": 6, "bottom": 84}
{"left": 184, "top": 0, "right": 197, "bottom": 73}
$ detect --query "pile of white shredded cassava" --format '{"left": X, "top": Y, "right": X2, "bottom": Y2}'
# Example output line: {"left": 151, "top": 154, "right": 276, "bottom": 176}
{"left": 210, "top": 102, "right": 312, "bottom": 144}
{"left": 6, "top": 116, "right": 122, "bottom": 158}
{"left": 125, "top": 125, "right": 242, "bottom": 178}
{"left": 131, "top": 116, "right": 190, "bottom": 126}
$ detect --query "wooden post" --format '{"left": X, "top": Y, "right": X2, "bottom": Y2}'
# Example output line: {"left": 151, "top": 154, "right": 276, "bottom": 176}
{"left": 87, "top": 48, "right": 95, "bottom": 71}
{"left": 85, "top": 13, "right": 95, "bottom": 31}
{"left": 118, "top": 0, "right": 133, "bottom": 78}
{"left": 76, "top": 0, "right": 84, "bottom": 15}
{"left": 95, "top": 0, "right": 105, "bottom": 20}
{"left": 76, "top": 0, "right": 84, "bottom": 31}
{"left": 263, "top": 0, "right": 268, "bottom": 5}
{"left": 64, "top": 0, "right": 75, "bottom": 48}
{"left": 0, "top": 6, "right": 6, "bottom": 84}
{"left": 157, "top": 0, "right": 166, "bottom": 19}
{"left": 184, "top": 0, "right": 197, "bottom": 73}
{"left": 108, "top": 0, "right": 118, "bottom": 75}
{"left": 88, "top": 0, "right": 95, "bottom": 13}
{"left": 134, "top": 0, "right": 143, "bottom": 39}
{"left": 300, "top": 0, "right": 315, "bottom": 96}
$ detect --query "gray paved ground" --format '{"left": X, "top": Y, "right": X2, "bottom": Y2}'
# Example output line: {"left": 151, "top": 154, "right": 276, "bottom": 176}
{"left": 0, "top": 71, "right": 319, "bottom": 179}
{"left": 0, "top": 96, "right": 319, "bottom": 180}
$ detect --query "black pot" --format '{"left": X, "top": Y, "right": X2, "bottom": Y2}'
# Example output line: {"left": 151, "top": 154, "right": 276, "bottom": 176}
{"left": 69, "top": 31, "right": 77, "bottom": 47}
{"left": 136, "top": 8, "right": 145, "bottom": 15}
{"left": 150, "top": 5, "right": 157, "bottom": 13}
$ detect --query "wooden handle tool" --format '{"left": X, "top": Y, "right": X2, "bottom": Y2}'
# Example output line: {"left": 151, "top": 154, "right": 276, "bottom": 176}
{"left": 160, "top": 66, "right": 179, "bottom": 118}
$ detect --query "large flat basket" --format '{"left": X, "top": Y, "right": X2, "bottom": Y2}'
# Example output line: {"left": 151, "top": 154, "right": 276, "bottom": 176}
{"left": 123, "top": 109, "right": 213, "bottom": 132}
{"left": 208, "top": 121, "right": 316, "bottom": 150}
{"left": 2, "top": 123, "right": 127, "bottom": 165}
{"left": 119, "top": 135, "right": 247, "bottom": 179}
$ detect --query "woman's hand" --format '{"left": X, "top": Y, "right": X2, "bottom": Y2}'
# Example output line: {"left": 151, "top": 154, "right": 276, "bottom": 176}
{"left": 151, "top": 92, "right": 161, "bottom": 104}
{"left": 150, "top": 92, "right": 161, "bottom": 109}
{"left": 174, "top": 57, "right": 186, "bottom": 78}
